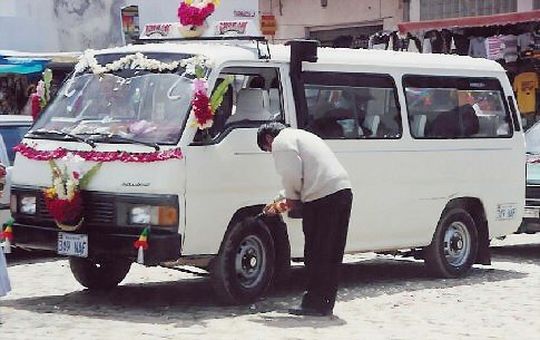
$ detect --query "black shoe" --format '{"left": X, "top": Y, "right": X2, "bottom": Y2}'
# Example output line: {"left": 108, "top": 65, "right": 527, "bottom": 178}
{"left": 288, "top": 307, "right": 333, "bottom": 317}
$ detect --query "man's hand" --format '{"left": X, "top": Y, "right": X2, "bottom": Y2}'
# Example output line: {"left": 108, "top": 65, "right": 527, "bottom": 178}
{"left": 263, "top": 202, "right": 278, "bottom": 216}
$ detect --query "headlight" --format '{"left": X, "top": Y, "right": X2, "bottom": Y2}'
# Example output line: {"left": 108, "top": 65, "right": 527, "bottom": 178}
{"left": 128, "top": 205, "right": 177, "bottom": 226}
{"left": 20, "top": 196, "right": 36, "bottom": 214}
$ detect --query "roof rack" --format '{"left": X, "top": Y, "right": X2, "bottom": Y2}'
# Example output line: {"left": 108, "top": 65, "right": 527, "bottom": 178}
{"left": 134, "top": 35, "right": 271, "bottom": 60}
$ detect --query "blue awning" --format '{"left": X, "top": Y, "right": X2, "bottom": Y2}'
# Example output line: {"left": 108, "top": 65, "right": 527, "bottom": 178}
{"left": 0, "top": 57, "right": 50, "bottom": 75}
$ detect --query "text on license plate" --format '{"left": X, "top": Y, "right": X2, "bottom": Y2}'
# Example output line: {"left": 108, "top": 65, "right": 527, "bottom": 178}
{"left": 496, "top": 204, "right": 517, "bottom": 220}
{"left": 57, "top": 232, "right": 88, "bottom": 258}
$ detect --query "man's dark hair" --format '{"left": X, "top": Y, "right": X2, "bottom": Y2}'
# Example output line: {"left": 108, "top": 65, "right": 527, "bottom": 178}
{"left": 257, "top": 122, "right": 286, "bottom": 150}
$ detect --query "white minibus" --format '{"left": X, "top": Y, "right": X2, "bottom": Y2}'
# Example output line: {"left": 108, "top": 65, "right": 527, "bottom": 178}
{"left": 7, "top": 36, "right": 525, "bottom": 304}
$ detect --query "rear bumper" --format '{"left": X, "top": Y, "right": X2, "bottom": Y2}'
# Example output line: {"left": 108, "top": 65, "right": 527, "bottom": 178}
{"left": 11, "top": 222, "right": 181, "bottom": 265}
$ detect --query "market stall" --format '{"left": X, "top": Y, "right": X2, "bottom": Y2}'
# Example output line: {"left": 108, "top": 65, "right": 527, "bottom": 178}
{"left": 383, "top": 10, "right": 540, "bottom": 128}
{"left": 0, "top": 52, "right": 78, "bottom": 116}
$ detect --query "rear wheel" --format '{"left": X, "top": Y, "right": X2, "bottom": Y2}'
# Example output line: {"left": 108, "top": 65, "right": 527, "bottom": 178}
{"left": 425, "top": 208, "right": 478, "bottom": 278}
{"left": 69, "top": 257, "right": 132, "bottom": 290}
{"left": 210, "top": 218, "right": 275, "bottom": 305}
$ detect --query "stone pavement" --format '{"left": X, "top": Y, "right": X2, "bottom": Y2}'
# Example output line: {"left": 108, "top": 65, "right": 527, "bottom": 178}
{"left": 1, "top": 234, "right": 539, "bottom": 339}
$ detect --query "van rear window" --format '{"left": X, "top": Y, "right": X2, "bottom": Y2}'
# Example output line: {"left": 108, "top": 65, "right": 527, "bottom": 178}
{"left": 403, "top": 75, "right": 512, "bottom": 139}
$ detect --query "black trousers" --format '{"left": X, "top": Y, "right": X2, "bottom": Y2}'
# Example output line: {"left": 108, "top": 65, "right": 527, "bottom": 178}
{"left": 301, "top": 188, "right": 353, "bottom": 312}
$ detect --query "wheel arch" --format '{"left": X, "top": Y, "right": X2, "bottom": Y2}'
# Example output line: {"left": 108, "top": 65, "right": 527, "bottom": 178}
{"left": 442, "top": 197, "right": 490, "bottom": 265}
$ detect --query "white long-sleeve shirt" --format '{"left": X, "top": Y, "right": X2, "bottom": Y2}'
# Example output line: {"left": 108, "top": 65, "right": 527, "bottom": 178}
{"left": 271, "top": 128, "right": 351, "bottom": 203}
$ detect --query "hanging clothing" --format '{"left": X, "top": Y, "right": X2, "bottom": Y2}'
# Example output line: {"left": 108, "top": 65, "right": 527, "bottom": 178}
{"left": 440, "top": 29, "right": 453, "bottom": 54}
{"left": 468, "top": 37, "right": 487, "bottom": 58}
{"left": 369, "top": 33, "right": 389, "bottom": 50}
{"left": 453, "top": 33, "right": 470, "bottom": 56}
{"left": 518, "top": 32, "right": 535, "bottom": 52}
{"left": 513, "top": 72, "right": 539, "bottom": 114}
{"left": 424, "top": 30, "right": 444, "bottom": 53}
{"left": 485, "top": 35, "right": 504, "bottom": 60}
{"left": 501, "top": 34, "right": 518, "bottom": 63}
{"left": 407, "top": 35, "right": 422, "bottom": 53}
{"left": 422, "top": 37, "right": 432, "bottom": 53}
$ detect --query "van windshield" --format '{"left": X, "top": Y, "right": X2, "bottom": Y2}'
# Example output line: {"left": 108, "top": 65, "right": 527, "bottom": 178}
{"left": 31, "top": 70, "right": 193, "bottom": 145}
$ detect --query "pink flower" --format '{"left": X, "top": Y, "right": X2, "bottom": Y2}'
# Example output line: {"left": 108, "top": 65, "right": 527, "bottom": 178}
{"left": 193, "top": 78, "right": 207, "bottom": 94}
{"left": 178, "top": 2, "right": 215, "bottom": 27}
{"left": 72, "top": 171, "right": 80, "bottom": 180}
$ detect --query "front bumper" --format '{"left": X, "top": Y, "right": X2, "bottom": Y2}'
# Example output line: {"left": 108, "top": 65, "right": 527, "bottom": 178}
{"left": 9, "top": 186, "right": 182, "bottom": 265}
{"left": 11, "top": 222, "right": 181, "bottom": 265}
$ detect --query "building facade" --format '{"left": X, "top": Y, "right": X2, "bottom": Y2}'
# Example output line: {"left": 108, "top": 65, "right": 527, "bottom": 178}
{"left": 260, "top": 0, "right": 538, "bottom": 45}
{"left": 259, "top": 0, "right": 406, "bottom": 46}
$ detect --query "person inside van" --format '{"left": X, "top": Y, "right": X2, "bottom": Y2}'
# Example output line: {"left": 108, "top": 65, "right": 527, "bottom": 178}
{"left": 257, "top": 122, "right": 353, "bottom": 317}
{"left": 427, "top": 104, "right": 479, "bottom": 138}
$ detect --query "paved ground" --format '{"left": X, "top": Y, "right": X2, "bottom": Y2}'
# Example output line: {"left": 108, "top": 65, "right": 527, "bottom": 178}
{"left": 1, "top": 234, "right": 539, "bottom": 340}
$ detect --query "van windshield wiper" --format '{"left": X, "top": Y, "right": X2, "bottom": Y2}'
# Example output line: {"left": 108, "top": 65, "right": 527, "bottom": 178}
{"left": 28, "top": 129, "right": 96, "bottom": 148}
{"left": 87, "top": 133, "right": 160, "bottom": 151}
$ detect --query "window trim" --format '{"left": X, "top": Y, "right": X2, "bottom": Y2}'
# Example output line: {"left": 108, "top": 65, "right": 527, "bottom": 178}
{"left": 402, "top": 74, "right": 514, "bottom": 140}
{"left": 300, "top": 71, "right": 402, "bottom": 140}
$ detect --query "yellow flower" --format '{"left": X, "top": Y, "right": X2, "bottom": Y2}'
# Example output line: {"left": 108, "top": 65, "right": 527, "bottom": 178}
{"left": 184, "top": 0, "right": 193, "bottom": 5}
{"left": 212, "top": 0, "right": 220, "bottom": 6}
{"left": 43, "top": 187, "right": 57, "bottom": 199}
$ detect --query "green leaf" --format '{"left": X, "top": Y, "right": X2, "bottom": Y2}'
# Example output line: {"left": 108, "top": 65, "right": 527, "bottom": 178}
{"left": 42, "top": 68, "right": 53, "bottom": 84}
{"left": 195, "top": 65, "right": 205, "bottom": 79}
{"left": 48, "top": 160, "right": 60, "bottom": 181}
{"left": 210, "top": 76, "right": 233, "bottom": 113}
{"left": 79, "top": 163, "right": 102, "bottom": 188}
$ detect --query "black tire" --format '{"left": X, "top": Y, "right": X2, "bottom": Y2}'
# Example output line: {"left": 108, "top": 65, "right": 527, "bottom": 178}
{"left": 69, "top": 257, "right": 132, "bottom": 290}
{"left": 210, "top": 217, "right": 275, "bottom": 305}
{"left": 263, "top": 215, "right": 291, "bottom": 287}
{"left": 425, "top": 207, "right": 479, "bottom": 278}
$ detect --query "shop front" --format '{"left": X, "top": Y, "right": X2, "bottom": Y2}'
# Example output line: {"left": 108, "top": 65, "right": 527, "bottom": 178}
{"left": 392, "top": 10, "right": 540, "bottom": 129}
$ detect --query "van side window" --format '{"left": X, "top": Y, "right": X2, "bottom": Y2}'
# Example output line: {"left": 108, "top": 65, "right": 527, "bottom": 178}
{"left": 193, "top": 67, "right": 283, "bottom": 143}
{"left": 403, "top": 76, "right": 512, "bottom": 138}
{"left": 302, "top": 72, "right": 401, "bottom": 139}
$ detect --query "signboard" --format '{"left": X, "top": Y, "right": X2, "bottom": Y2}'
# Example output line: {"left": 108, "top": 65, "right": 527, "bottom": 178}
{"left": 260, "top": 14, "right": 277, "bottom": 36}
{"left": 136, "top": 0, "right": 259, "bottom": 31}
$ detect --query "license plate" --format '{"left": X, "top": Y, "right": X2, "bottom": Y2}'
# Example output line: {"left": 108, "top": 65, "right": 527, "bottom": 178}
{"left": 496, "top": 204, "right": 517, "bottom": 220}
{"left": 57, "top": 232, "right": 88, "bottom": 258}
{"left": 524, "top": 207, "right": 540, "bottom": 219}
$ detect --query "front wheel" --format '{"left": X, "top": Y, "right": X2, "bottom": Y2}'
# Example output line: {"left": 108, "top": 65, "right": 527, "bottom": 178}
{"left": 424, "top": 208, "right": 478, "bottom": 278}
{"left": 69, "top": 257, "right": 132, "bottom": 290}
{"left": 210, "top": 217, "right": 275, "bottom": 305}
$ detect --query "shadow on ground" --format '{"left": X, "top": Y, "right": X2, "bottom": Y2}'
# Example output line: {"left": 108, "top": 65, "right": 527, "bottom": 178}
{"left": 5, "top": 248, "right": 60, "bottom": 266}
{"left": 0, "top": 251, "right": 529, "bottom": 329}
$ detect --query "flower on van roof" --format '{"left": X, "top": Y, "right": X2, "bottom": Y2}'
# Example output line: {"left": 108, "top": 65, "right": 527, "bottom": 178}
{"left": 178, "top": 0, "right": 220, "bottom": 27}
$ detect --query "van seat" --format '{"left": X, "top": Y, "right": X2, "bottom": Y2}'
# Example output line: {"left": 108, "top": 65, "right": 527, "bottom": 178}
{"left": 411, "top": 114, "right": 427, "bottom": 137}
{"left": 364, "top": 114, "right": 380, "bottom": 136}
{"left": 268, "top": 88, "right": 281, "bottom": 118}
{"left": 228, "top": 88, "right": 271, "bottom": 123}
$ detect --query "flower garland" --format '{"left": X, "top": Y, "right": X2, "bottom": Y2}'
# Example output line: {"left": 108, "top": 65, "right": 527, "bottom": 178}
{"left": 43, "top": 154, "right": 101, "bottom": 228}
{"left": 14, "top": 143, "right": 184, "bottom": 163}
{"left": 30, "top": 68, "right": 53, "bottom": 121}
{"left": 178, "top": 0, "right": 220, "bottom": 27}
{"left": 75, "top": 51, "right": 184, "bottom": 76}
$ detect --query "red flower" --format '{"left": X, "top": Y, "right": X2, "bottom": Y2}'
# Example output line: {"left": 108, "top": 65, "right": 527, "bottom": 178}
{"left": 192, "top": 89, "right": 213, "bottom": 127}
{"left": 72, "top": 171, "right": 80, "bottom": 180}
{"left": 31, "top": 93, "right": 41, "bottom": 121}
{"left": 178, "top": 2, "right": 215, "bottom": 27}
{"left": 44, "top": 191, "right": 83, "bottom": 225}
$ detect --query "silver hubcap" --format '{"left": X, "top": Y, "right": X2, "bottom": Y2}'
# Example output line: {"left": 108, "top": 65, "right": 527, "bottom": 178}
{"left": 235, "top": 235, "right": 266, "bottom": 289}
{"left": 443, "top": 221, "right": 471, "bottom": 267}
